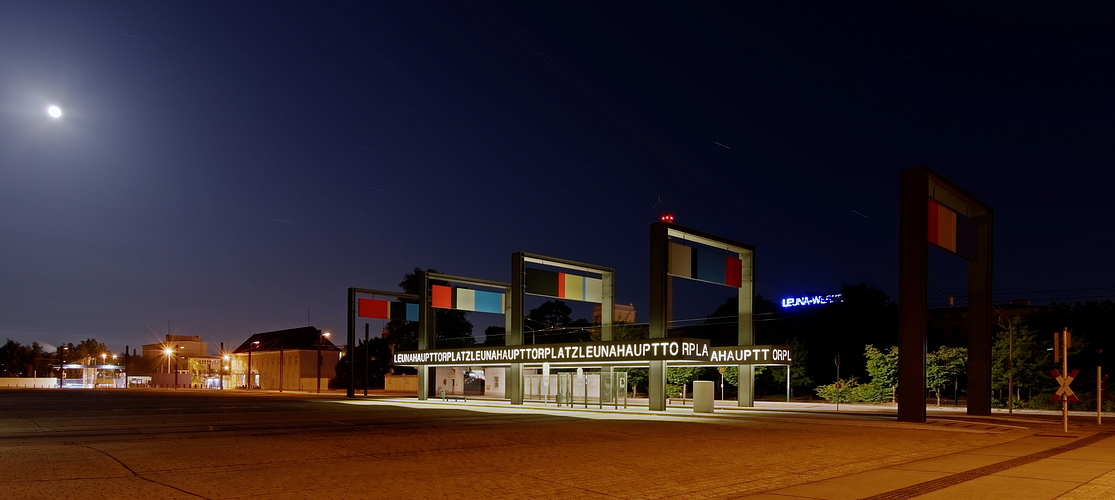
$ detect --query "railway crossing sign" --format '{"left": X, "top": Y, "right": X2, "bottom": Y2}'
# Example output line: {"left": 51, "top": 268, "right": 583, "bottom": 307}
{"left": 1050, "top": 368, "right": 1080, "bottom": 403}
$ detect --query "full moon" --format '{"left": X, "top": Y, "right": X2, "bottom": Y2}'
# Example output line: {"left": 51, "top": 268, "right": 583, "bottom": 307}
{"left": 47, "top": 105, "right": 62, "bottom": 118}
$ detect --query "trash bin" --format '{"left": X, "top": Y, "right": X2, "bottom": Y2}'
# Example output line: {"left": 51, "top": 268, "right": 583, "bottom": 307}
{"left": 693, "top": 380, "right": 714, "bottom": 413}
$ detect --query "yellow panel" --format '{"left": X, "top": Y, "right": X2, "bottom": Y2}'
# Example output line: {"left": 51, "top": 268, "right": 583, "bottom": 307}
{"left": 564, "top": 274, "right": 584, "bottom": 301}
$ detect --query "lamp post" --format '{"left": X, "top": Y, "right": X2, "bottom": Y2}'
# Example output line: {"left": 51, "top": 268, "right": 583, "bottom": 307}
{"left": 111, "top": 354, "right": 118, "bottom": 388}
{"left": 222, "top": 354, "right": 230, "bottom": 390}
{"left": 317, "top": 331, "right": 331, "bottom": 393}
{"left": 164, "top": 347, "right": 174, "bottom": 388}
{"left": 57, "top": 346, "right": 68, "bottom": 389}
{"left": 247, "top": 340, "right": 259, "bottom": 389}
{"left": 164, "top": 346, "right": 184, "bottom": 389}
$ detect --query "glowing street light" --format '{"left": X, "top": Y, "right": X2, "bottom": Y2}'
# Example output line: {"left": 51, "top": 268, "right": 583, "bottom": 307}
{"left": 47, "top": 105, "right": 62, "bottom": 118}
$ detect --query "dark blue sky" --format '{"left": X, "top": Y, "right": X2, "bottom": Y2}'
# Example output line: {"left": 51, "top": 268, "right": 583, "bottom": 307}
{"left": 2, "top": 2, "right": 1112, "bottom": 353}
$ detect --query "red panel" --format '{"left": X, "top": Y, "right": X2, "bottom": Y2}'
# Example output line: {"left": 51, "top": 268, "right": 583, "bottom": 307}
{"left": 724, "top": 256, "right": 743, "bottom": 288}
{"left": 557, "top": 273, "right": 566, "bottom": 299}
{"left": 927, "top": 199, "right": 940, "bottom": 245}
{"left": 431, "top": 285, "right": 453, "bottom": 309}
{"left": 358, "top": 298, "right": 389, "bottom": 319}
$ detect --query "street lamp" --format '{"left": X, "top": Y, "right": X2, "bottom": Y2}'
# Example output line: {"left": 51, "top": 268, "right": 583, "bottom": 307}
{"left": 164, "top": 346, "right": 184, "bottom": 389}
{"left": 317, "top": 331, "right": 331, "bottom": 393}
{"left": 222, "top": 354, "right": 230, "bottom": 390}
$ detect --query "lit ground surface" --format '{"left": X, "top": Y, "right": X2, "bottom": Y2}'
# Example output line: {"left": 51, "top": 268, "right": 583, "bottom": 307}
{"left": 0, "top": 389, "right": 1112, "bottom": 500}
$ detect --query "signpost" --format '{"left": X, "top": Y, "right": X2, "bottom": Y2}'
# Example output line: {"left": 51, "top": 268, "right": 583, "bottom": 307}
{"left": 1050, "top": 328, "right": 1075, "bottom": 433}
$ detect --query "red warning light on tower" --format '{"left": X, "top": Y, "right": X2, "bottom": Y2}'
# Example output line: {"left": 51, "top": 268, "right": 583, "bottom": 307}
{"left": 660, "top": 212, "right": 675, "bottom": 223}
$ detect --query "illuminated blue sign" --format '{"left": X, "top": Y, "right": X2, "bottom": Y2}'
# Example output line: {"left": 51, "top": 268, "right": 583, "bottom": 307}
{"left": 781, "top": 294, "right": 842, "bottom": 308}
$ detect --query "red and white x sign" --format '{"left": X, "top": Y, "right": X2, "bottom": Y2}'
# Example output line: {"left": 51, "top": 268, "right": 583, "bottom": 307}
{"left": 1050, "top": 369, "right": 1080, "bottom": 402}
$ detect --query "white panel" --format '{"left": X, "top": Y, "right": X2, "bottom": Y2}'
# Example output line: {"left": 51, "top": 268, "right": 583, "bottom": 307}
{"left": 583, "top": 277, "right": 603, "bottom": 303}
{"left": 456, "top": 288, "right": 476, "bottom": 311}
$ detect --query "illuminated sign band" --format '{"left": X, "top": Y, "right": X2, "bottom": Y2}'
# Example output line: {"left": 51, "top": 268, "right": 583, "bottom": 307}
{"left": 781, "top": 294, "right": 842, "bottom": 308}
{"left": 393, "top": 339, "right": 792, "bottom": 366}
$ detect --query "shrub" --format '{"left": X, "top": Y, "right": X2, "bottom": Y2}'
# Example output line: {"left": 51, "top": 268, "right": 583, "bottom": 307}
{"left": 856, "top": 383, "right": 893, "bottom": 403}
{"left": 815, "top": 378, "right": 861, "bottom": 403}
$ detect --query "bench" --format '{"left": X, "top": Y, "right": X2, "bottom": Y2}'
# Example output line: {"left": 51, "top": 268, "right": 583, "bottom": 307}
{"left": 439, "top": 391, "right": 467, "bottom": 402}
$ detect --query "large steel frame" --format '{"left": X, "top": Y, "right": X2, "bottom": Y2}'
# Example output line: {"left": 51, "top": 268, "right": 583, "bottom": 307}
{"left": 509, "top": 252, "right": 614, "bottom": 405}
{"left": 346, "top": 287, "right": 418, "bottom": 398}
{"left": 897, "top": 167, "right": 994, "bottom": 422}
{"left": 649, "top": 222, "right": 755, "bottom": 411}
{"left": 417, "top": 271, "right": 511, "bottom": 400}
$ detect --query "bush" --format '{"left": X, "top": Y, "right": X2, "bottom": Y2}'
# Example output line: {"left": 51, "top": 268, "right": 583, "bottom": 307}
{"left": 856, "top": 383, "right": 893, "bottom": 403}
{"left": 1026, "top": 393, "right": 1059, "bottom": 410}
{"left": 1105, "top": 400, "right": 1115, "bottom": 413}
{"left": 815, "top": 378, "right": 861, "bottom": 403}
{"left": 665, "top": 383, "right": 683, "bottom": 398}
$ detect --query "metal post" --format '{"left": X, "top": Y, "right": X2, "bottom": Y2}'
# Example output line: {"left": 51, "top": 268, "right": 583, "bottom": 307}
{"left": 648, "top": 223, "right": 669, "bottom": 411}
{"left": 124, "top": 345, "right": 129, "bottom": 389}
{"left": 1062, "top": 328, "right": 1069, "bottom": 433}
{"left": 1098, "top": 365, "right": 1103, "bottom": 425}
{"left": 173, "top": 349, "right": 179, "bottom": 389}
{"left": 786, "top": 365, "right": 792, "bottom": 402}
{"left": 219, "top": 342, "right": 224, "bottom": 390}
{"left": 363, "top": 324, "right": 369, "bottom": 397}
{"left": 317, "top": 330, "right": 323, "bottom": 394}
{"left": 279, "top": 339, "right": 284, "bottom": 393}
{"left": 347, "top": 288, "right": 356, "bottom": 398}
{"left": 247, "top": 343, "right": 253, "bottom": 389}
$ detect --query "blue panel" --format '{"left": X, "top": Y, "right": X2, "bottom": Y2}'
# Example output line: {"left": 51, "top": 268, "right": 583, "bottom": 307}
{"left": 696, "top": 248, "right": 726, "bottom": 284}
{"left": 955, "top": 215, "right": 977, "bottom": 261}
{"left": 473, "top": 290, "right": 504, "bottom": 314}
{"left": 406, "top": 303, "right": 419, "bottom": 322}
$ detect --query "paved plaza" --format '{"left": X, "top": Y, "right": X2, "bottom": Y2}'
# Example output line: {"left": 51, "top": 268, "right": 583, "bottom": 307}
{"left": 0, "top": 389, "right": 1111, "bottom": 499}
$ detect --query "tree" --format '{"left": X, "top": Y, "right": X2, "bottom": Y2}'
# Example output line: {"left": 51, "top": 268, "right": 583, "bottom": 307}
{"left": 991, "top": 320, "right": 1047, "bottom": 403}
{"left": 527, "top": 300, "right": 591, "bottom": 343}
{"left": 528, "top": 300, "right": 572, "bottom": 328}
{"left": 624, "top": 367, "right": 648, "bottom": 397}
{"left": 1024, "top": 300, "right": 1111, "bottom": 375}
{"left": 482, "top": 326, "right": 505, "bottom": 346}
{"left": 666, "top": 366, "right": 704, "bottom": 398}
{"left": 333, "top": 336, "right": 394, "bottom": 389}
{"left": 769, "top": 337, "right": 813, "bottom": 394}
{"left": 864, "top": 344, "right": 899, "bottom": 402}
{"left": 72, "top": 338, "right": 108, "bottom": 364}
{"left": 694, "top": 295, "right": 779, "bottom": 346}
{"left": 0, "top": 339, "right": 50, "bottom": 378}
{"left": 926, "top": 346, "right": 967, "bottom": 407}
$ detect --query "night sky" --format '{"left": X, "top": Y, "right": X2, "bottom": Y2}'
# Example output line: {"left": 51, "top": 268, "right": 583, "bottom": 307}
{"left": 2, "top": 2, "right": 1112, "bottom": 354}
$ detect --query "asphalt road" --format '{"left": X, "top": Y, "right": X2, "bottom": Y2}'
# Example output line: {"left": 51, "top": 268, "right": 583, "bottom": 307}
{"left": 1, "top": 389, "right": 1111, "bottom": 500}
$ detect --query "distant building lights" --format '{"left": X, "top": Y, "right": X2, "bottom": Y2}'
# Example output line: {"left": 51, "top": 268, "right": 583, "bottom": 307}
{"left": 781, "top": 294, "right": 842, "bottom": 308}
